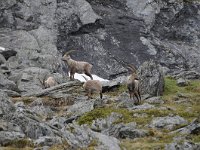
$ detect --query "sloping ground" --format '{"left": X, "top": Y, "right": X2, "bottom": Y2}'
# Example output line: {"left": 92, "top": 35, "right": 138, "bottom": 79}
{"left": 1, "top": 77, "right": 200, "bottom": 149}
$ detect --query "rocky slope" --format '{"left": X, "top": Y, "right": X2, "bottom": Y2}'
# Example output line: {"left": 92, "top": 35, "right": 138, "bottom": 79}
{"left": 0, "top": 0, "right": 199, "bottom": 79}
{"left": 0, "top": 0, "right": 200, "bottom": 149}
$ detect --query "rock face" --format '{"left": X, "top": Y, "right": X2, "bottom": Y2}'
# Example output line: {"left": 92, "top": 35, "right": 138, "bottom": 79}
{"left": 1, "top": 0, "right": 199, "bottom": 80}
{"left": 0, "top": 0, "right": 199, "bottom": 96}
{"left": 149, "top": 115, "right": 188, "bottom": 130}
{"left": 138, "top": 60, "right": 164, "bottom": 96}
{"left": 0, "top": 0, "right": 200, "bottom": 149}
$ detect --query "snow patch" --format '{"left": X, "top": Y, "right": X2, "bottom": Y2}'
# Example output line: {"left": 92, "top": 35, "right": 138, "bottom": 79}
{"left": 74, "top": 73, "right": 109, "bottom": 82}
{"left": 0, "top": 46, "right": 5, "bottom": 51}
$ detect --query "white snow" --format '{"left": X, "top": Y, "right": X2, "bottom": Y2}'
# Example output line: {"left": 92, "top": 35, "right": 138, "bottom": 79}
{"left": 73, "top": 73, "right": 109, "bottom": 82}
{"left": 0, "top": 46, "right": 5, "bottom": 51}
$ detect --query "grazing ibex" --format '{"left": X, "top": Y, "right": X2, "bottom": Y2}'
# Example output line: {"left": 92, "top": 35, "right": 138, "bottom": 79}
{"left": 82, "top": 76, "right": 102, "bottom": 99}
{"left": 127, "top": 64, "right": 141, "bottom": 105}
{"left": 61, "top": 50, "right": 93, "bottom": 80}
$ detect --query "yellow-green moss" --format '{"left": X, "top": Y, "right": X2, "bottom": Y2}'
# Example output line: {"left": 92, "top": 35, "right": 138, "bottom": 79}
{"left": 134, "top": 109, "right": 171, "bottom": 117}
{"left": 162, "top": 77, "right": 200, "bottom": 101}
{"left": 162, "top": 77, "right": 200, "bottom": 122}
{"left": 191, "top": 134, "right": 200, "bottom": 143}
{"left": 12, "top": 97, "right": 35, "bottom": 105}
{"left": 77, "top": 107, "right": 134, "bottom": 125}
{"left": 120, "top": 130, "right": 178, "bottom": 150}
{"left": 0, "top": 148, "right": 33, "bottom": 150}
{"left": 4, "top": 139, "right": 34, "bottom": 149}
{"left": 49, "top": 140, "right": 70, "bottom": 150}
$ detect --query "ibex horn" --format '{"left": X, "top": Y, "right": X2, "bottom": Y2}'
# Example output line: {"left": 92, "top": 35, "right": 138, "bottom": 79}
{"left": 127, "top": 64, "right": 137, "bottom": 73}
{"left": 64, "top": 50, "right": 77, "bottom": 56}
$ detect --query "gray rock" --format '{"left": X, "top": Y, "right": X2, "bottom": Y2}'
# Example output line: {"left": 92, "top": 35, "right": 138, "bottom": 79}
{"left": 0, "top": 131, "right": 25, "bottom": 146}
{"left": 174, "top": 71, "right": 200, "bottom": 80}
{"left": 0, "top": 119, "right": 22, "bottom": 133}
{"left": 0, "top": 91, "right": 15, "bottom": 117}
{"left": 24, "top": 80, "right": 81, "bottom": 97}
{"left": 177, "top": 78, "right": 189, "bottom": 87}
{"left": 0, "top": 54, "right": 6, "bottom": 65}
{"left": 0, "top": 0, "right": 200, "bottom": 80}
{"left": 130, "top": 103, "right": 155, "bottom": 111}
{"left": 91, "top": 130, "right": 121, "bottom": 150}
{"left": 104, "top": 122, "right": 148, "bottom": 139}
{"left": 149, "top": 115, "right": 188, "bottom": 130}
{"left": 4, "top": 109, "right": 59, "bottom": 140}
{"left": 29, "top": 99, "right": 53, "bottom": 119}
{"left": 172, "top": 118, "right": 200, "bottom": 135}
{"left": 151, "top": 1, "right": 200, "bottom": 74}
{"left": 62, "top": 122, "right": 121, "bottom": 149}
{"left": 17, "top": 67, "right": 50, "bottom": 95}
{"left": 0, "top": 73, "right": 19, "bottom": 92}
{"left": 126, "top": 0, "right": 163, "bottom": 28}
{"left": 1, "top": 89, "right": 21, "bottom": 97}
{"left": 67, "top": 99, "right": 95, "bottom": 116}
{"left": 145, "top": 96, "right": 164, "bottom": 104}
{"left": 91, "top": 112, "right": 123, "bottom": 132}
{"left": 165, "top": 141, "right": 200, "bottom": 150}
{"left": 34, "top": 136, "right": 62, "bottom": 147}
{"left": 138, "top": 60, "right": 164, "bottom": 96}
{"left": 49, "top": 117, "right": 67, "bottom": 129}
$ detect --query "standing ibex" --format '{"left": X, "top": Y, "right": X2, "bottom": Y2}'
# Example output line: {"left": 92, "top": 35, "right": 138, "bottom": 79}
{"left": 127, "top": 64, "right": 141, "bottom": 105}
{"left": 82, "top": 76, "right": 102, "bottom": 99}
{"left": 61, "top": 50, "right": 93, "bottom": 80}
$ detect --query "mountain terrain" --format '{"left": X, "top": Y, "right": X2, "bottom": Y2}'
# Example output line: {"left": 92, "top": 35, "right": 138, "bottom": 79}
{"left": 0, "top": 0, "right": 200, "bottom": 149}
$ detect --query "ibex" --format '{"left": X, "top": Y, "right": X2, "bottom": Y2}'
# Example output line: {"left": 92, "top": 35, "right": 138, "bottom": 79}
{"left": 82, "top": 76, "right": 102, "bottom": 99}
{"left": 44, "top": 76, "right": 58, "bottom": 88}
{"left": 39, "top": 76, "right": 57, "bottom": 89}
{"left": 61, "top": 50, "right": 93, "bottom": 80}
{"left": 127, "top": 64, "right": 141, "bottom": 105}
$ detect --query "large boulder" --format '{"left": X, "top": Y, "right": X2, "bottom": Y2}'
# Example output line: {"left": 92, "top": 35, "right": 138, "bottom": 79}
{"left": 0, "top": 91, "right": 15, "bottom": 117}
{"left": 104, "top": 122, "right": 149, "bottom": 139}
{"left": 138, "top": 60, "right": 164, "bottom": 96}
{"left": 0, "top": 73, "right": 19, "bottom": 92}
{"left": 149, "top": 115, "right": 188, "bottom": 130}
{"left": 165, "top": 141, "right": 200, "bottom": 150}
{"left": 61, "top": 122, "right": 121, "bottom": 149}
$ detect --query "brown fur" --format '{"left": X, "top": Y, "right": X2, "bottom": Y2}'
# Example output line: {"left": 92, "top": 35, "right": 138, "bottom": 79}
{"left": 127, "top": 65, "right": 141, "bottom": 105}
{"left": 44, "top": 76, "right": 57, "bottom": 88}
{"left": 83, "top": 80, "right": 102, "bottom": 99}
{"left": 62, "top": 52, "right": 93, "bottom": 80}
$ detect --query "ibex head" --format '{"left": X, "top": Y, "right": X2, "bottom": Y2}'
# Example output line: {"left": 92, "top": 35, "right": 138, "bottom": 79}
{"left": 62, "top": 50, "right": 76, "bottom": 61}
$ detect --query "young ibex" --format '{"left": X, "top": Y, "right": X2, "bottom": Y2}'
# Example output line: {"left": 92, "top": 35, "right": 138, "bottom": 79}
{"left": 39, "top": 76, "right": 58, "bottom": 89}
{"left": 127, "top": 64, "right": 141, "bottom": 105}
{"left": 61, "top": 50, "right": 93, "bottom": 80}
{"left": 82, "top": 76, "right": 103, "bottom": 99}
{"left": 44, "top": 76, "right": 58, "bottom": 88}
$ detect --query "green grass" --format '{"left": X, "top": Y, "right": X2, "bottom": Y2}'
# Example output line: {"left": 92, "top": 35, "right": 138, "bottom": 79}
{"left": 77, "top": 107, "right": 134, "bottom": 125}
{"left": 120, "top": 131, "right": 178, "bottom": 150}
{"left": 191, "top": 134, "right": 200, "bottom": 143}
{"left": 163, "top": 77, "right": 200, "bottom": 100}
{"left": 162, "top": 77, "right": 200, "bottom": 122}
